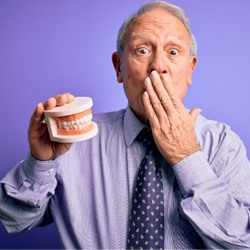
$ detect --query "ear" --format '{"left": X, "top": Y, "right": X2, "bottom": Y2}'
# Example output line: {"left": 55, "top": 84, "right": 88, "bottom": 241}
{"left": 112, "top": 52, "right": 123, "bottom": 83}
{"left": 187, "top": 56, "right": 198, "bottom": 86}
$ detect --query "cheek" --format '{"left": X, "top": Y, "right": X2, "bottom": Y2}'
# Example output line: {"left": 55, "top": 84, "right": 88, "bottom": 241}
{"left": 122, "top": 62, "right": 146, "bottom": 101}
{"left": 120, "top": 56, "right": 149, "bottom": 101}
{"left": 122, "top": 55, "right": 148, "bottom": 79}
{"left": 170, "top": 68, "right": 191, "bottom": 99}
{"left": 171, "top": 60, "right": 193, "bottom": 83}
{"left": 171, "top": 70, "right": 188, "bottom": 86}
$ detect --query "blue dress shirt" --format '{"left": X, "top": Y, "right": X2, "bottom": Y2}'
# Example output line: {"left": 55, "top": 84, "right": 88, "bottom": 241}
{"left": 0, "top": 107, "right": 250, "bottom": 249}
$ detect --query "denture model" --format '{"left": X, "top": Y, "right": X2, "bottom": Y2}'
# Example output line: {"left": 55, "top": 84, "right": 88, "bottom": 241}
{"left": 44, "top": 97, "right": 98, "bottom": 143}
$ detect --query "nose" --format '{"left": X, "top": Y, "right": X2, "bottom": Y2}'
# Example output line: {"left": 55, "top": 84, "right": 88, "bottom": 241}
{"left": 148, "top": 50, "right": 167, "bottom": 75}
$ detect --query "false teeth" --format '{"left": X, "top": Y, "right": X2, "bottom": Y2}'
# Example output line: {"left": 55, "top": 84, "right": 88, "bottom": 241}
{"left": 57, "top": 114, "right": 92, "bottom": 131}
{"left": 44, "top": 97, "right": 98, "bottom": 143}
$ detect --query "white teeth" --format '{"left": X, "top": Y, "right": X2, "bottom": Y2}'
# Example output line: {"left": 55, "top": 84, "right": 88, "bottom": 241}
{"left": 57, "top": 114, "right": 92, "bottom": 131}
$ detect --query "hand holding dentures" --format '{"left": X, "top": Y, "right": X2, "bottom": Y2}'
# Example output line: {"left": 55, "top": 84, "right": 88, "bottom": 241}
{"left": 28, "top": 93, "right": 98, "bottom": 161}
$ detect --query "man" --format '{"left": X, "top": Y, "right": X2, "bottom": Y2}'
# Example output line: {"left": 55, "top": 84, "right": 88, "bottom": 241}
{"left": 1, "top": 1, "right": 250, "bottom": 249}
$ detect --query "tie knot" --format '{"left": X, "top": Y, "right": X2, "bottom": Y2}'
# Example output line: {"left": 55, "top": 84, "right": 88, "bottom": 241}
{"left": 138, "top": 128, "right": 154, "bottom": 149}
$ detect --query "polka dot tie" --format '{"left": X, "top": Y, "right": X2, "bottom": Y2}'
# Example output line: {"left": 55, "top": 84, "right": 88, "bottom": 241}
{"left": 127, "top": 128, "right": 164, "bottom": 250}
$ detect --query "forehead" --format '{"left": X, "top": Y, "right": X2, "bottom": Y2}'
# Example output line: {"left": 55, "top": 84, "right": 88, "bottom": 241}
{"left": 125, "top": 8, "right": 190, "bottom": 43}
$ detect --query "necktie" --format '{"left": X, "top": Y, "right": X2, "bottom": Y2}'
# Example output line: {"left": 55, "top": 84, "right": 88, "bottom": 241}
{"left": 127, "top": 128, "right": 164, "bottom": 250}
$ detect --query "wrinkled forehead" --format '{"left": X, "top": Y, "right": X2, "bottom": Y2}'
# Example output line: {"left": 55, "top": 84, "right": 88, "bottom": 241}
{"left": 123, "top": 9, "right": 191, "bottom": 45}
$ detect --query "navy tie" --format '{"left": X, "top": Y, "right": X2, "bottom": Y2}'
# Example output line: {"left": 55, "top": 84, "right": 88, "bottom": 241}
{"left": 127, "top": 128, "right": 164, "bottom": 250}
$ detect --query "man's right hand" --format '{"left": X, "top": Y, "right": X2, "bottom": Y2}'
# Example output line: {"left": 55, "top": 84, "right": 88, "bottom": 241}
{"left": 28, "top": 93, "right": 75, "bottom": 161}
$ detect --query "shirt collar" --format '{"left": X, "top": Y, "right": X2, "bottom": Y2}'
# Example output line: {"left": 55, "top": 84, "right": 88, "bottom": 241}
{"left": 123, "top": 106, "right": 147, "bottom": 147}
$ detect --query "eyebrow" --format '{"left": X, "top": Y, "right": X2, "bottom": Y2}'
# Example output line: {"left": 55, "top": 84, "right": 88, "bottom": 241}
{"left": 128, "top": 32, "right": 188, "bottom": 48}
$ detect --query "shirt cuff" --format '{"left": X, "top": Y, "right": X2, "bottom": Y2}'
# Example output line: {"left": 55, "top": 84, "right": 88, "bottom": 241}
{"left": 172, "top": 151, "right": 217, "bottom": 197}
{"left": 23, "top": 153, "right": 59, "bottom": 184}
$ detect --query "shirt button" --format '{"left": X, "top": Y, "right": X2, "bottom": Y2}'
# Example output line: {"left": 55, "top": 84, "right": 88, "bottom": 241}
{"left": 48, "top": 168, "right": 55, "bottom": 174}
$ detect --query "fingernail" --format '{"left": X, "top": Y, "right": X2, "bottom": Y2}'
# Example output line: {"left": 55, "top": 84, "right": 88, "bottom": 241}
{"left": 145, "top": 77, "right": 152, "bottom": 87}
{"left": 151, "top": 70, "right": 158, "bottom": 79}
{"left": 143, "top": 91, "right": 149, "bottom": 99}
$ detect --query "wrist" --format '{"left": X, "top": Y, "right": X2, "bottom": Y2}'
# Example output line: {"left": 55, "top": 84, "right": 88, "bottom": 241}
{"left": 167, "top": 144, "right": 201, "bottom": 166}
{"left": 31, "top": 152, "right": 57, "bottom": 162}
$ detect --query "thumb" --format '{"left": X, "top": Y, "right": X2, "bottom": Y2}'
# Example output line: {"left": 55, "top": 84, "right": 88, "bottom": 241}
{"left": 189, "top": 108, "right": 202, "bottom": 125}
{"left": 29, "top": 102, "right": 45, "bottom": 130}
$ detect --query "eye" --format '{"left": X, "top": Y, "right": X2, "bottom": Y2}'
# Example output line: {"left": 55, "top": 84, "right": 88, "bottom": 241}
{"left": 137, "top": 47, "right": 149, "bottom": 55}
{"left": 169, "top": 49, "right": 179, "bottom": 56}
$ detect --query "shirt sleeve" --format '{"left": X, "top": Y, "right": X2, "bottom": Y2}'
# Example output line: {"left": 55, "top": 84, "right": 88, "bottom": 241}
{"left": 173, "top": 133, "right": 250, "bottom": 249}
{"left": 0, "top": 153, "right": 59, "bottom": 233}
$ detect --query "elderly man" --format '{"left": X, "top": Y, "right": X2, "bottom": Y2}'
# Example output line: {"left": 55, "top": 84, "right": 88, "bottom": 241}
{"left": 1, "top": 1, "right": 250, "bottom": 249}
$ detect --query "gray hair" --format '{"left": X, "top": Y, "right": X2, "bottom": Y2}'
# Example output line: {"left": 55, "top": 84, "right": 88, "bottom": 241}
{"left": 116, "top": 1, "right": 197, "bottom": 57}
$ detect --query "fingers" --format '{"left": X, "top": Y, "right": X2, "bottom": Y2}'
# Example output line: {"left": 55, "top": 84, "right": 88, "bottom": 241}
{"left": 143, "top": 71, "right": 201, "bottom": 124}
{"left": 65, "top": 92, "right": 75, "bottom": 102}
{"left": 43, "top": 97, "right": 57, "bottom": 110}
{"left": 144, "top": 71, "right": 175, "bottom": 119}
{"left": 30, "top": 93, "right": 75, "bottom": 129}
{"left": 161, "top": 73, "right": 185, "bottom": 110}
{"left": 44, "top": 93, "right": 75, "bottom": 110}
{"left": 29, "top": 102, "right": 45, "bottom": 129}
{"left": 189, "top": 108, "right": 202, "bottom": 125}
{"left": 143, "top": 71, "right": 202, "bottom": 165}
{"left": 143, "top": 91, "right": 161, "bottom": 128}
{"left": 54, "top": 92, "right": 75, "bottom": 106}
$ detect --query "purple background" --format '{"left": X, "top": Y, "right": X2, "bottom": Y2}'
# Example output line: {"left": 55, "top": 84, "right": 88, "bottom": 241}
{"left": 0, "top": 0, "right": 249, "bottom": 248}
